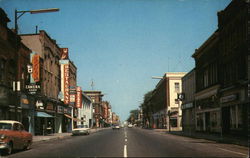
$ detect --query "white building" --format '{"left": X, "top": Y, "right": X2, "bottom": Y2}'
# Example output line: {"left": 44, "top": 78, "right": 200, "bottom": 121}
{"left": 77, "top": 93, "right": 93, "bottom": 128}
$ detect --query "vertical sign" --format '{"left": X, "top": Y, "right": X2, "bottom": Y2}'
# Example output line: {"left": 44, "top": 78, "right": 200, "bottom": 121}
{"left": 64, "top": 64, "right": 69, "bottom": 104}
{"left": 32, "top": 54, "right": 40, "bottom": 82}
{"left": 76, "top": 86, "right": 82, "bottom": 108}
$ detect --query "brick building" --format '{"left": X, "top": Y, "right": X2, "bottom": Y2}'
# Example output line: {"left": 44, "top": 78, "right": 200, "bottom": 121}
{"left": 83, "top": 91, "right": 104, "bottom": 127}
{"left": 0, "top": 8, "right": 33, "bottom": 133}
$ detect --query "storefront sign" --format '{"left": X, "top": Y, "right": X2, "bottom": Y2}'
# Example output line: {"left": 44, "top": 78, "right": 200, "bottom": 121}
{"left": 36, "top": 100, "right": 44, "bottom": 109}
{"left": 76, "top": 86, "right": 82, "bottom": 108}
{"left": 57, "top": 106, "right": 64, "bottom": 114}
{"left": 69, "top": 86, "right": 76, "bottom": 106}
{"left": 64, "top": 64, "right": 69, "bottom": 104}
{"left": 25, "top": 84, "right": 41, "bottom": 94}
{"left": 182, "top": 102, "right": 193, "bottom": 109}
{"left": 32, "top": 54, "right": 40, "bottom": 82}
{"left": 64, "top": 107, "right": 71, "bottom": 115}
{"left": 220, "top": 94, "right": 238, "bottom": 103}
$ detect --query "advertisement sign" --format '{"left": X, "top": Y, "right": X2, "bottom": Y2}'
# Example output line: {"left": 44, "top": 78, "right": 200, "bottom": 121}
{"left": 32, "top": 54, "right": 40, "bottom": 82}
{"left": 60, "top": 48, "right": 69, "bottom": 60}
{"left": 69, "top": 86, "right": 76, "bottom": 106}
{"left": 76, "top": 86, "right": 82, "bottom": 108}
{"left": 25, "top": 83, "right": 41, "bottom": 94}
{"left": 64, "top": 64, "right": 70, "bottom": 104}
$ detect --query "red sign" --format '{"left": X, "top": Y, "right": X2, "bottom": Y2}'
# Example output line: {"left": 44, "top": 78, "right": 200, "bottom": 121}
{"left": 32, "top": 54, "right": 40, "bottom": 82}
{"left": 76, "top": 86, "right": 82, "bottom": 108}
{"left": 64, "top": 64, "right": 69, "bottom": 104}
{"left": 60, "top": 48, "right": 69, "bottom": 60}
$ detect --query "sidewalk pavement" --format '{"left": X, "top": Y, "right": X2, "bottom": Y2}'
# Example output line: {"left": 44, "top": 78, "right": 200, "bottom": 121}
{"left": 152, "top": 129, "right": 249, "bottom": 147}
{"left": 33, "top": 127, "right": 110, "bottom": 143}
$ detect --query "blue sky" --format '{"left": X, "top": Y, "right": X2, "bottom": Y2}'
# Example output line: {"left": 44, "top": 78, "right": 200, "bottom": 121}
{"left": 1, "top": 0, "right": 231, "bottom": 121}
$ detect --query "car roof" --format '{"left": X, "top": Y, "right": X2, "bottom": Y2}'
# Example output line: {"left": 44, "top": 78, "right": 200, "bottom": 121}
{"left": 0, "top": 120, "right": 21, "bottom": 124}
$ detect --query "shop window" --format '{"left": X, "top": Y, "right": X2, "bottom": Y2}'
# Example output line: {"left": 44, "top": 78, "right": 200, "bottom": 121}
{"left": 237, "top": 105, "right": 243, "bottom": 129}
{"left": 230, "top": 106, "right": 236, "bottom": 129}
{"left": 211, "top": 112, "right": 217, "bottom": 127}
{"left": 170, "top": 118, "right": 177, "bottom": 127}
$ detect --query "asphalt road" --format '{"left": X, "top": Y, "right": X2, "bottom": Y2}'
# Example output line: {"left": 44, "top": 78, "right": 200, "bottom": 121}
{"left": 4, "top": 127, "right": 249, "bottom": 158}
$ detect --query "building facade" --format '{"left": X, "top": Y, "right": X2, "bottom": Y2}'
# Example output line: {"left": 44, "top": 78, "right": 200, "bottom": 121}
{"left": 217, "top": 0, "right": 249, "bottom": 136}
{"left": 20, "top": 31, "right": 69, "bottom": 135}
{"left": 181, "top": 69, "right": 196, "bottom": 135}
{"left": 0, "top": 8, "right": 34, "bottom": 133}
{"left": 83, "top": 91, "right": 103, "bottom": 128}
{"left": 192, "top": 32, "right": 221, "bottom": 133}
{"left": 76, "top": 92, "right": 93, "bottom": 128}
{"left": 151, "top": 72, "right": 186, "bottom": 130}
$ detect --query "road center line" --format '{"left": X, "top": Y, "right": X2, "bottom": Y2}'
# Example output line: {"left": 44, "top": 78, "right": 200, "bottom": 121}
{"left": 124, "top": 145, "right": 127, "bottom": 158}
{"left": 125, "top": 139, "right": 127, "bottom": 142}
{"left": 218, "top": 148, "right": 247, "bottom": 156}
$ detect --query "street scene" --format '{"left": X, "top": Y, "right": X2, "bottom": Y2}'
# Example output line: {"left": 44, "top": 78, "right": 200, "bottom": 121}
{"left": 0, "top": 0, "right": 249, "bottom": 157}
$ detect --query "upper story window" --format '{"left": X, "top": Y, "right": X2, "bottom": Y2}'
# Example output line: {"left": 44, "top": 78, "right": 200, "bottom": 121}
{"left": 174, "top": 82, "right": 180, "bottom": 93}
{"left": 204, "top": 69, "right": 209, "bottom": 88}
{"left": 0, "top": 59, "right": 6, "bottom": 81}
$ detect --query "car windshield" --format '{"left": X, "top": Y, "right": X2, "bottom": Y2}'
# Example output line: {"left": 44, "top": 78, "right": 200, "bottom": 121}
{"left": 76, "top": 125, "right": 88, "bottom": 128}
{"left": 0, "top": 123, "right": 12, "bottom": 130}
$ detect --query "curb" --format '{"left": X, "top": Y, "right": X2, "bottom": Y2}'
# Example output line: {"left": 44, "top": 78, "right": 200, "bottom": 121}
{"left": 33, "top": 128, "right": 109, "bottom": 144}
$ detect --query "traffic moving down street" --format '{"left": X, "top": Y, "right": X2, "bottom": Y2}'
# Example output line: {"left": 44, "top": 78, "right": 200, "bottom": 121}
{"left": 4, "top": 127, "right": 248, "bottom": 158}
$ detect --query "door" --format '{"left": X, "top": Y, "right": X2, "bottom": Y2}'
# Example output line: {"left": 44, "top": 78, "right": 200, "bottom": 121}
{"left": 205, "top": 112, "right": 210, "bottom": 132}
{"left": 222, "top": 107, "right": 230, "bottom": 134}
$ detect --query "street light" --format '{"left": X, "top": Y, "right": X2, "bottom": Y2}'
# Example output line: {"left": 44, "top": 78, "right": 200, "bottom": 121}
{"left": 14, "top": 8, "right": 59, "bottom": 33}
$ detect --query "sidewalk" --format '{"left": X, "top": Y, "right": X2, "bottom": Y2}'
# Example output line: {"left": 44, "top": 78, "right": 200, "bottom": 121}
{"left": 33, "top": 127, "right": 109, "bottom": 143}
{"left": 157, "top": 130, "right": 249, "bottom": 147}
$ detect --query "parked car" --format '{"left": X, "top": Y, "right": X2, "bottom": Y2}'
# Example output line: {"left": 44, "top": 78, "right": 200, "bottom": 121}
{"left": 0, "top": 120, "right": 33, "bottom": 155}
{"left": 112, "top": 124, "right": 120, "bottom": 130}
{"left": 128, "top": 124, "right": 133, "bottom": 128}
{"left": 72, "top": 125, "right": 90, "bottom": 136}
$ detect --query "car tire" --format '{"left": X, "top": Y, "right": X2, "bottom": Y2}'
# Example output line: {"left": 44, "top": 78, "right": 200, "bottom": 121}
{"left": 24, "top": 140, "right": 32, "bottom": 150}
{"left": 5, "top": 142, "right": 13, "bottom": 155}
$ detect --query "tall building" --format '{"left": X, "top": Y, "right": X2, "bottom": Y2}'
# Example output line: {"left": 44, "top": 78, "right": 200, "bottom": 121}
{"left": 217, "top": 0, "right": 249, "bottom": 136}
{"left": 192, "top": 31, "right": 221, "bottom": 133}
{"left": 83, "top": 91, "right": 104, "bottom": 128}
{"left": 150, "top": 72, "right": 186, "bottom": 130}
{"left": 0, "top": 8, "right": 33, "bottom": 133}
{"left": 20, "top": 30, "right": 67, "bottom": 135}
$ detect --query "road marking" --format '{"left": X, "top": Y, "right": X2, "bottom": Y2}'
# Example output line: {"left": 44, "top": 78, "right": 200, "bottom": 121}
{"left": 218, "top": 148, "right": 247, "bottom": 156}
{"left": 124, "top": 145, "right": 127, "bottom": 158}
{"left": 125, "top": 139, "right": 127, "bottom": 142}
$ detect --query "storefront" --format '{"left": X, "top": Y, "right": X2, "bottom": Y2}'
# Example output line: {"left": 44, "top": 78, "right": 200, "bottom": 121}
{"left": 182, "top": 102, "right": 195, "bottom": 134}
{"left": 34, "top": 99, "right": 55, "bottom": 135}
{"left": 220, "top": 88, "right": 248, "bottom": 136}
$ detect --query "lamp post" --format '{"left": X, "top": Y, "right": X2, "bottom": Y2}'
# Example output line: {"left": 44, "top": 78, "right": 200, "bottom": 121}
{"left": 14, "top": 8, "right": 59, "bottom": 34}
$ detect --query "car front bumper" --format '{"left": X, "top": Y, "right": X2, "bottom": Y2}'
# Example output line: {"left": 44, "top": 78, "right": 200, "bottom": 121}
{"left": 72, "top": 130, "right": 89, "bottom": 135}
{"left": 0, "top": 141, "right": 9, "bottom": 149}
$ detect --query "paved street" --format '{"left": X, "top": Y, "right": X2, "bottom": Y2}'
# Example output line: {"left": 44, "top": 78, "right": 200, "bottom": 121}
{"left": 3, "top": 127, "right": 249, "bottom": 158}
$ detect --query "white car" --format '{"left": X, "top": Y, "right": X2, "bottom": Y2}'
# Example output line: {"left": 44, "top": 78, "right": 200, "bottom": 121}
{"left": 128, "top": 124, "right": 133, "bottom": 128}
{"left": 112, "top": 124, "right": 120, "bottom": 130}
{"left": 72, "top": 125, "right": 90, "bottom": 136}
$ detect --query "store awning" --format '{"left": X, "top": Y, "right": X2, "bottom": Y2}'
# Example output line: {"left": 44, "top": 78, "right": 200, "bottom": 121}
{"left": 36, "top": 112, "right": 54, "bottom": 118}
{"left": 64, "top": 114, "right": 84, "bottom": 122}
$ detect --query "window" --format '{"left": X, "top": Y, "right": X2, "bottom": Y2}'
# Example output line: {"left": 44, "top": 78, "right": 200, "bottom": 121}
{"left": 204, "top": 70, "right": 208, "bottom": 88}
{"left": 174, "top": 82, "right": 180, "bottom": 92}
{"left": 0, "top": 59, "right": 6, "bottom": 81}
